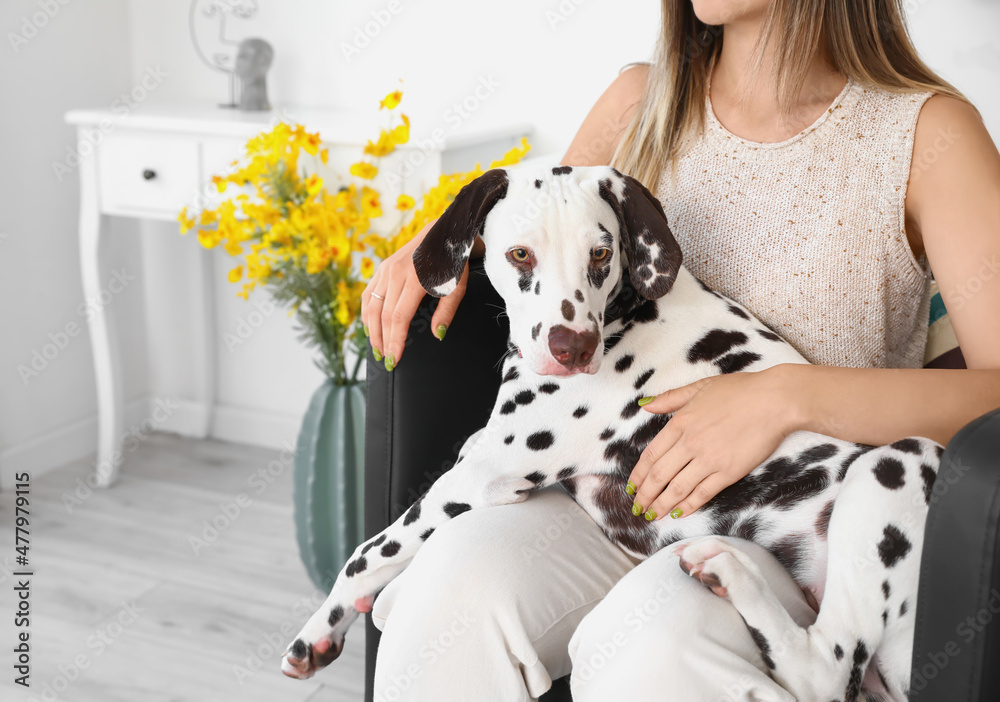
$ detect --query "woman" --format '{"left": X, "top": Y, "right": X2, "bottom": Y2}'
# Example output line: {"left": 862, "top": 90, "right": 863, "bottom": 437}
{"left": 361, "top": 0, "right": 1000, "bottom": 699}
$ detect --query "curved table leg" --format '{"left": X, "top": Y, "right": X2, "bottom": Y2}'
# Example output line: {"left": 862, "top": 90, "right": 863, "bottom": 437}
{"left": 78, "top": 130, "right": 124, "bottom": 487}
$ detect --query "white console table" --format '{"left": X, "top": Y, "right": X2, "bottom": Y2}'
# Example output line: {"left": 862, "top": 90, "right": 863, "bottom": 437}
{"left": 65, "top": 103, "right": 530, "bottom": 486}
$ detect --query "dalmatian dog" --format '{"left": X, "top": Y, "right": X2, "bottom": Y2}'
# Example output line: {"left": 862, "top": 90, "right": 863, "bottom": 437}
{"left": 282, "top": 165, "right": 941, "bottom": 702}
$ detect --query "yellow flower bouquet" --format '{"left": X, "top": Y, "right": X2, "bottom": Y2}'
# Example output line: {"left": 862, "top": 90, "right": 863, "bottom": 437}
{"left": 178, "top": 91, "right": 530, "bottom": 385}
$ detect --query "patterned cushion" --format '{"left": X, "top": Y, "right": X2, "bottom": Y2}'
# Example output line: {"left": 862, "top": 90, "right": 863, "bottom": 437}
{"left": 924, "top": 280, "right": 967, "bottom": 369}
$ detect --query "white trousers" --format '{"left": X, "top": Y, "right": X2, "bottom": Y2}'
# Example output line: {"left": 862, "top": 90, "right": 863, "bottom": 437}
{"left": 371, "top": 487, "right": 817, "bottom": 702}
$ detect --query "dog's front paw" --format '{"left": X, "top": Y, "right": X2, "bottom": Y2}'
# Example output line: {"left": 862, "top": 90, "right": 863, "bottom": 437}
{"left": 282, "top": 601, "right": 357, "bottom": 680}
{"left": 676, "top": 536, "right": 760, "bottom": 600}
{"left": 281, "top": 635, "right": 344, "bottom": 679}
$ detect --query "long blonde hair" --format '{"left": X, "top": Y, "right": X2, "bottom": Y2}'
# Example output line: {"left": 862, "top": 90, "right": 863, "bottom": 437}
{"left": 612, "top": 0, "right": 968, "bottom": 190}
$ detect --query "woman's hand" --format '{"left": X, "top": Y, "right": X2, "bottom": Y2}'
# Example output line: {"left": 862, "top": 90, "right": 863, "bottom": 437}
{"left": 626, "top": 365, "right": 804, "bottom": 521}
{"left": 361, "top": 219, "right": 467, "bottom": 370}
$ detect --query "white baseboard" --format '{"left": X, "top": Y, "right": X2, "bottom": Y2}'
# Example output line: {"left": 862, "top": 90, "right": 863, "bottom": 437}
{"left": 211, "top": 404, "right": 302, "bottom": 450}
{"left": 0, "top": 398, "right": 304, "bottom": 489}
{"left": 0, "top": 397, "right": 150, "bottom": 489}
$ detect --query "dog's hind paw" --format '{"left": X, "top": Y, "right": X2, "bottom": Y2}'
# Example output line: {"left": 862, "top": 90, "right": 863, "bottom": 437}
{"left": 676, "top": 536, "right": 764, "bottom": 601}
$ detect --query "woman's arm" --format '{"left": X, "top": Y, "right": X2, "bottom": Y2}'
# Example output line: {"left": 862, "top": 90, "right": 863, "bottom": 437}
{"left": 628, "top": 95, "right": 1000, "bottom": 522}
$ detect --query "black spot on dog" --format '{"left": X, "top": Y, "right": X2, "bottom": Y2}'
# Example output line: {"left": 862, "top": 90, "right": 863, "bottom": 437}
{"left": 290, "top": 639, "right": 308, "bottom": 659}
{"left": 557, "top": 467, "right": 576, "bottom": 481}
{"left": 587, "top": 311, "right": 596, "bottom": 324}
{"left": 615, "top": 354, "right": 635, "bottom": 372}
{"left": 747, "top": 626, "right": 776, "bottom": 669}
{"left": 768, "top": 533, "right": 809, "bottom": 579}
{"left": 599, "top": 312, "right": 603, "bottom": 322}
{"left": 443, "top": 502, "right": 472, "bottom": 518}
{"left": 573, "top": 406, "right": 589, "bottom": 418}
{"left": 515, "top": 390, "right": 536, "bottom": 405}
{"left": 518, "top": 270, "right": 533, "bottom": 293}
{"left": 588, "top": 262, "right": 611, "bottom": 289}
{"left": 562, "top": 477, "right": 577, "bottom": 496}
{"left": 575, "top": 289, "right": 584, "bottom": 302}
{"left": 629, "top": 299, "right": 659, "bottom": 323}
{"left": 844, "top": 640, "right": 869, "bottom": 702}
{"left": 561, "top": 299, "right": 575, "bottom": 322}
{"left": 882, "top": 609, "right": 889, "bottom": 626}
{"left": 524, "top": 471, "right": 546, "bottom": 485}
{"left": 688, "top": 330, "right": 749, "bottom": 363}
{"left": 873, "top": 456, "right": 906, "bottom": 489}
{"left": 552, "top": 165, "right": 572, "bottom": 175}
{"left": 757, "top": 328, "right": 784, "bottom": 342}
{"left": 621, "top": 395, "right": 644, "bottom": 419}
{"left": 345, "top": 556, "right": 368, "bottom": 576}
{"left": 839, "top": 444, "right": 876, "bottom": 481}
{"left": 878, "top": 524, "right": 912, "bottom": 567}
{"left": 798, "top": 443, "right": 839, "bottom": 465}
{"left": 380, "top": 540, "right": 402, "bottom": 558}
{"left": 327, "top": 605, "right": 345, "bottom": 627}
{"left": 732, "top": 515, "right": 764, "bottom": 542}
{"left": 603, "top": 329, "right": 627, "bottom": 354}
{"left": 531, "top": 323, "right": 541, "bottom": 340}
{"left": 816, "top": 500, "right": 834, "bottom": 538}
{"left": 420, "top": 528, "right": 435, "bottom": 540}
{"left": 728, "top": 304, "right": 750, "bottom": 320}
{"left": 534, "top": 178, "right": 542, "bottom": 188}
{"left": 403, "top": 496, "right": 423, "bottom": 525}
{"left": 599, "top": 428, "right": 615, "bottom": 441}
{"left": 539, "top": 383, "right": 559, "bottom": 394}
{"left": 934, "top": 444, "right": 944, "bottom": 460}
{"left": 534, "top": 281, "right": 540, "bottom": 295}
{"left": 593, "top": 475, "right": 658, "bottom": 556}
{"left": 361, "top": 534, "right": 387, "bottom": 555}
{"left": 899, "top": 599, "right": 908, "bottom": 617}
{"left": 504, "top": 434, "right": 514, "bottom": 445}
{"left": 921, "top": 463, "right": 936, "bottom": 504}
{"left": 773, "top": 468, "right": 829, "bottom": 509}
{"left": 501, "top": 366, "right": 519, "bottom": 384}
{"left": 633, "top": 368, "right": 655, "bottom": 390}
{"left": 890, "top": 437, "right": 923, "bottom": 455}
{"left": 526, "top": 431, "right": 554, "bottom": 451}
{"left": 834, "top": 643, "right": 844, "bottom": 660}
{"left": 500, "top": 400, "right": 517, "bottom": 415}
{"left": 717, "top": 351, "right": 762, "bottom": 374}
{"left": 882, "top": 580, "right": 891, "bottom": 599}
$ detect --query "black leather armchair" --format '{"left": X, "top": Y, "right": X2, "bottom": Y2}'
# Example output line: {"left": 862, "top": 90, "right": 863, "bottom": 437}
{"left": 363, "top": 261, "right": 1000, "bottom": 702}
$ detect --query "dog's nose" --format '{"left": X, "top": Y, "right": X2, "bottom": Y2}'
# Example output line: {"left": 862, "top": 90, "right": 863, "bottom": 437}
{"left": 548, "top": 325, "right": 599, "bottom": 369}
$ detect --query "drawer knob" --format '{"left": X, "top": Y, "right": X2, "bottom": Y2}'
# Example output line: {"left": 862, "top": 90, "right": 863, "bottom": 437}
{"left": 142, "top": 169, "right": 157, "bottom": 181}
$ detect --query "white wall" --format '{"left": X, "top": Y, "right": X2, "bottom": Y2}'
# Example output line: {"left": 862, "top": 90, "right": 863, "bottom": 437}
{"left": 0, "top": 0, "right": 150, "bottom": 485}
{"left": 1, "top": 0, "right": 997, "bottom": 481}
{"left": 906, "top": 0, "right": 1000, "bottom": 139}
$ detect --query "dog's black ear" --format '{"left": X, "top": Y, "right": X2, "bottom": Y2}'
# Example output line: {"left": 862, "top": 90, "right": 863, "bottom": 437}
{"left": 598, "top": 170, "right": 682, "bottom": 299}
{"left": 412, "top": 168, "right": 509, "bottom": 297}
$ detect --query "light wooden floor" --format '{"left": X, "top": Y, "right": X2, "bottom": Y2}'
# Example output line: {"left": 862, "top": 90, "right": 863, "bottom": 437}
{"left": 0, "top": 434, "right": 365, "bottom": 702}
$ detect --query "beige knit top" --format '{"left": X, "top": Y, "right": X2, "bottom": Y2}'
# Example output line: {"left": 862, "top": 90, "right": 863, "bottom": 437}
{"left": 655, "top": 80, "right": 934, "bottom": 368}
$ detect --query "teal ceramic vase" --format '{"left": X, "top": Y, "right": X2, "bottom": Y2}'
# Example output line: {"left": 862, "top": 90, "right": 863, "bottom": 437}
{"left": 293, "top": 379, "right": 366, "bottom": 590}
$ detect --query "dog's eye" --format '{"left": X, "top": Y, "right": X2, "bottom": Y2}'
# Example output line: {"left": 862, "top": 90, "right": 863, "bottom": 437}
{"left": 509, "top": 248, "right": 531, "bottom": 263}
{"left": 591, "top": 247, "right": 611, "bottom": 262}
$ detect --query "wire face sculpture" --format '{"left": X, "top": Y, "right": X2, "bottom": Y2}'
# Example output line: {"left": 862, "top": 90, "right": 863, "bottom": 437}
{"left": 188, "top": 0, "right": 272, "bottom": 109}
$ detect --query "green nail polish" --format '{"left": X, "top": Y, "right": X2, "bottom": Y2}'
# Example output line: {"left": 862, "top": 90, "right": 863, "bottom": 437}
{"left": 670, "top": 508, "right": 684, "bottom": 519}
{"left": 637, "top": 396, "right": 655, "bottom": 406}
{"left": 364, "top": 325, "right": 370, "bottom": 337}
{"left": 384, "top": 353, "right": 395, "bottom": 372}
{"left": 625, "top": 481, "right": 636, "bottom": 496}
{"left": 435, "top": 324, "right": 448, "bottom": 341}
{"left": 644, "top": 510, "right": 657, "bottom": 521}
{"left": 372, "top": 348, "right": 383, "bottom": 362}
{"left": 631, "top": 502, "right": 643, "bottom": 517}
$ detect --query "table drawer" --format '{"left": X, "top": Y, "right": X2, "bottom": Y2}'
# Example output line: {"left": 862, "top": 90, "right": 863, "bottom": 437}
{"left": 97, "top": 132, "right": 199, "bottom": 217}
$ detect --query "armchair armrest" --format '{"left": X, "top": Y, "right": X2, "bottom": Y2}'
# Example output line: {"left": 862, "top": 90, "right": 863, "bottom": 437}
{"left": 911, "top": 408, "right": 1000, "bottom": 700}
